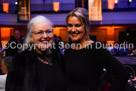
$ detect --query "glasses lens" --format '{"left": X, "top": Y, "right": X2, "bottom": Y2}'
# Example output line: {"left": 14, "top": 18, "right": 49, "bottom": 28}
{"left": 33, "top": 30, "right": 53, "bottom": 37}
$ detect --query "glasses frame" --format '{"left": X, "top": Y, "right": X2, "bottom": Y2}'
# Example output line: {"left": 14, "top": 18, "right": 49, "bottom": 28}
{"left": 32, "top": 29, "right": 53, "bottom": 37}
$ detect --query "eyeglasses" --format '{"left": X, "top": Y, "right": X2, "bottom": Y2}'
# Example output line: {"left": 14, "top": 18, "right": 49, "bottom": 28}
{"left": 32, "top": 30, "right": 53, "bottom": 37}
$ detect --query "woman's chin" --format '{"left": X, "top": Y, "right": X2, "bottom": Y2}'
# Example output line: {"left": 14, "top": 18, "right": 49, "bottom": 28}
{"left": 40, "top": 46, "right": 50, "bottom": 51}
{"left": 72, "top": 39, "right": 81, "bottom": 43}
{"left": 36, "top": 46, "right": 50, "bottom": 52}
{"left": 70, "top": 38, "right": 78, "bottom": 42}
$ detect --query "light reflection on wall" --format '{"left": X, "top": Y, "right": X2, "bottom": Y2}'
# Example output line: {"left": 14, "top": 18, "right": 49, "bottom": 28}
{"left": 96, "top": 26, "right": 125, "bottom": 43}
{"left": 53, "top": 2, "right": 60, "bottom": 12}
{"left": 107, "top": 41, "right": 115, "bottom": 46}
{"left": 3, "top": 3, "right": 9, "bottom": 13}
{"left": 107, "top": 0, "right": 114, "bottom": 10}
{"left": 53, "top": 27, "right": 68, "bottom": 43}
{"left": 1, "top": 27, "right": 13, "bottom": 47}
{"left": 107, "top": 27, "right": 114, "bottom": 41}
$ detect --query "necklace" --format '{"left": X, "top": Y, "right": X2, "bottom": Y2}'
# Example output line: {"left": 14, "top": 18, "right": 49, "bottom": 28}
{"left": 37, "top": 56, "right": 53, "bottom": 66}
{"left": 34, "top": 49, "right": 53, "bottom": 66}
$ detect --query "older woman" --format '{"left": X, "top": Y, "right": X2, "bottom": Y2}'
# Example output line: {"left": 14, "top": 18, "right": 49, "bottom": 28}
{"left": 64, "top": 8, "right": 130, "bottom": 91}
{"left": 5, "top": 16, "right": 67, "bottom": 91}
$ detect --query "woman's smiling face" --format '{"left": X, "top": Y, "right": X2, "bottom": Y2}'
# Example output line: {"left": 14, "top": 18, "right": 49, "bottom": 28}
{"left": 67, "top": 16, "right": 86, "bottom": 43}
{"left": 31, "top": 22, "right": 53, "bottom": 51}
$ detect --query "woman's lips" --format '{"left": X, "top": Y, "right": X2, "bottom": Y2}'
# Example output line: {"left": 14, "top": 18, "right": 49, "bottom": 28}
{"left": 40, "top": 41, "right": 49, "bottom": 44}
{"left": 70, "top": 32, "right": 80, "bottom": 37}
{"left": 71, "top": 33, "right": 78, "bottom": 37}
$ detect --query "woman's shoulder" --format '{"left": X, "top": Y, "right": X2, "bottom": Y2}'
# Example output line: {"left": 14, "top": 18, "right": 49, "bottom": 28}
{"left": 90, "top": 41, "right": 108, "bottom": 51}
{"left": 15, "top": 50, "right": 30, "bottom": 58}
{"left": 12, "top": 50, "right": 31, "bottom": 65}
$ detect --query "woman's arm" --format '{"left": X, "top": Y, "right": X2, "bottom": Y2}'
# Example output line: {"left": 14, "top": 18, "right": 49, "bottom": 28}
{"left": 94, "top": 48, "right": 130, "bottom": 91}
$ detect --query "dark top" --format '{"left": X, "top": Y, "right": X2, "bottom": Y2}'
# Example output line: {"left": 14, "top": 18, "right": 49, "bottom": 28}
{"left": 65, "top": 43, "right": 130, "bottom": 91}
{"left": 6, "top": 49, "right": 67, "bottom": 91}
{"left": 5, "top": 36, "right": 24, "bottom": 56}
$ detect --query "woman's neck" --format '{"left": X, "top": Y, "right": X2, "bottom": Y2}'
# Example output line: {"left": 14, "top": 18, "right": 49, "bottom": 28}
{"left": 35, "top": 48, "right": 51, "bottom": 55}
{"left": 73, "top": 39, "right": 94, "bottom": 50}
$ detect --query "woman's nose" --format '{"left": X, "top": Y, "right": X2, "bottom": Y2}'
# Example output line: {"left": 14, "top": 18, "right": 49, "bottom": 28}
{"left": 71, "top": 26, "right": 76, "bottom": 32}
{"left": 43, "top": 32, "right": 48, "bottom": 38}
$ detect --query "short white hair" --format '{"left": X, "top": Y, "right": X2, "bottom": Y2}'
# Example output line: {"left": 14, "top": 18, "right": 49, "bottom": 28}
{"left": 24, "top": 15, "right": 53, "bottom": 50}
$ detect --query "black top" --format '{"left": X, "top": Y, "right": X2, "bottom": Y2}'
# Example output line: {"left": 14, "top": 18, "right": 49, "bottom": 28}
{"left": 6, "top": 49, "right": 67, "bottom": 91}
{"left": 37, "top": 55, "right": 67, "bottom": 91}
{"left": 5, "top": 36, "right": 24, "bottom": 56}
{"left": 65, "top": 43, "right": 130, "bottom": 91}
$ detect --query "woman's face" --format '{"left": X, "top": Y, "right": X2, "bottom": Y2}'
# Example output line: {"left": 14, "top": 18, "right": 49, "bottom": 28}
{"left": 31, "top": 22, "right": 53, "bottom": 51}
{"left": 67, "top": 16, "right": 86, "bottom": 43}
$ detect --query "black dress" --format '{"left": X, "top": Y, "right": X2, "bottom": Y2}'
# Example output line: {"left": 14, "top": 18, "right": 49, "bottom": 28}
{"left": 65, "top": 43, "right": 130, "bottom": 91}
{"left": 5, "top": 49, "right": 67, "bottom": 91}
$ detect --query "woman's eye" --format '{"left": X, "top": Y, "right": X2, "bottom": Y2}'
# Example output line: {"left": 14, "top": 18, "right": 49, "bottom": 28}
{"left": 46, "top": 31, "right": 52, "bottom": 33}
{"left": 37, "top": 31, "right": 43, "bottom": 34}
{"left": 75, "top": 24, "right": 81, "bottom": 27}
{"left": 68, "top": 24, "right": 73, "bottom": 27}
